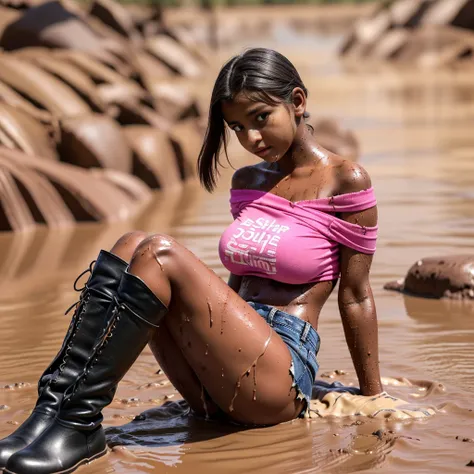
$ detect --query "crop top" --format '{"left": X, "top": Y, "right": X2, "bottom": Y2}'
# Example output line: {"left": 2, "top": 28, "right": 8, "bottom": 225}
{"left": 218, "top": 187, "right": 378, "bottom": 285}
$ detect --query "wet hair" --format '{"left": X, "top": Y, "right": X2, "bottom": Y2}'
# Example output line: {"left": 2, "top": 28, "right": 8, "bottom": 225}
{"left": 197, "top": 48, "right": 309, "bottom": 192}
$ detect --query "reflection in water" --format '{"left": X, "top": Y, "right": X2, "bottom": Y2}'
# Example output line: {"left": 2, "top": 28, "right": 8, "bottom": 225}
{"left": 1, "top": 22, "right": 474, "bottom": 474}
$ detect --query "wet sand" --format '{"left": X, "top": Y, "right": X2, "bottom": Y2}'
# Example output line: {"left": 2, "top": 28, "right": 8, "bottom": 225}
{"left": 1, "top": 10, "right": 474, "bottom": 473}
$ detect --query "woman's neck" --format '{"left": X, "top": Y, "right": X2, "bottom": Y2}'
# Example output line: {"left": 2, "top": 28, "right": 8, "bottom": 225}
{"left": 275, "top": 125, "right": 328, "bottom": 175}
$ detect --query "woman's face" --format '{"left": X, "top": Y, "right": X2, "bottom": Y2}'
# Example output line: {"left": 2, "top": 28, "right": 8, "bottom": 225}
{"left": 221, "top": 91, "right": 301, "bottom": 163}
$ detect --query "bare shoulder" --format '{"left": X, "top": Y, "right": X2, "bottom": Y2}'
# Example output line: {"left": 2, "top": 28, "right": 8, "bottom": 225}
{"left": 231, "top": 164, "right": 262, "bottom": 190}
{"left": 332, "top": 158, "right": 372, "bottom": 195}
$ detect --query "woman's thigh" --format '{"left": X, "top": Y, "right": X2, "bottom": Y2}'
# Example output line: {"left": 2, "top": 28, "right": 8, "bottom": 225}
{"left": 129, "top": 234, "right": 304, "bottom": 425}
{"left": 149, "top": 309, "right": 221, "bottom": 418}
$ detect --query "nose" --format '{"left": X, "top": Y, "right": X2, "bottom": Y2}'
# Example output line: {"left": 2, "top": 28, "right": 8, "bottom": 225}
{"left": 247, "top": 129, "right": 262, "bottom": 146}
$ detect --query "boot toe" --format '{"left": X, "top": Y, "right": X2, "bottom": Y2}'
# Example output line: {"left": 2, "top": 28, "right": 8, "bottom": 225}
{"left": 0, "top": 440, "right": 24, "bottom": 468}
{"left": 5, "top": 434, "right": 66, "bottom": 474}
{"left": 5, "top": 422, "right": 107, "bottom": 474}
{"left": 5, "top": 451, "right": 44, "bottom": 474}
{"left": 0, "top": 411, "right": 55, "bottom": 468}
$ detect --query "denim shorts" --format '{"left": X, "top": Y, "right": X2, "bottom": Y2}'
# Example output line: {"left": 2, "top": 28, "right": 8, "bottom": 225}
{"left": 247, "top": 301, "right": 320, "bottom": 417}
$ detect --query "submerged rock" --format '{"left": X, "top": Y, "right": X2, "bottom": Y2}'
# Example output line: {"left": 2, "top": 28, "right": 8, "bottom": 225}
{"left": 384, "top": 255, "right": 474, "bottom": 300}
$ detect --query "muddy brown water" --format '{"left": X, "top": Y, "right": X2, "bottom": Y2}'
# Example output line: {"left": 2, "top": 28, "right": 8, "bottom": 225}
{"left": 1, "top": 17, "right": 474, "bottom": 474}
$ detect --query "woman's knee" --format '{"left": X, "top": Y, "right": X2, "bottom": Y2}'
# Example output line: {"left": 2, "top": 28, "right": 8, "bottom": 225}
{"left": 127, "top": 233, "right": 179, "bottom": 302}
{"left": 129, "top": 233, "right": 179, "bottom": 272}
{"left": 110, "top": 231, "right": 149, "bottom": 262}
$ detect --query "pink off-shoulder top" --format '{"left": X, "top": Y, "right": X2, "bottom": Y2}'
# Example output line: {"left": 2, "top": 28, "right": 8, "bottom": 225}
{"left": 218, "top": 187, "right": 378, "bottom": 285}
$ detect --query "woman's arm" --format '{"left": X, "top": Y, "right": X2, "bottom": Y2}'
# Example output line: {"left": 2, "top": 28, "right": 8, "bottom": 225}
{"left": 338, "top": 246, "right": 383, "bottom": 395}
{"left": 228, "top": 273, "right": 243, "bottom": 293}
{"left": 337, "top": 162, "right": 383, "bottom": 396}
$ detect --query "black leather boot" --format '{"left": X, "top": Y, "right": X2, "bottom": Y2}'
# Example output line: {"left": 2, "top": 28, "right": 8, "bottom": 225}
{"left": 0, "top": 250, "right": 127, "bottom": 468}
{"left": 5, "top": 272, "right": 168, "bottom": 474}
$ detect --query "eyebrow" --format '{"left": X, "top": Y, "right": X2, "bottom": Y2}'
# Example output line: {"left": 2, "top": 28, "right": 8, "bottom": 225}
{"left": 247, "top": 105, "right": 267, "bottom": 117}
{"left": 227, "top": 105, "right": 267, "bottom": 126}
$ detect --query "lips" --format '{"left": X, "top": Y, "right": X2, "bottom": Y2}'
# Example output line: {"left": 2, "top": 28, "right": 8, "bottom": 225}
{"left": 255, "top": 146, "right": 271, "bottom": 157}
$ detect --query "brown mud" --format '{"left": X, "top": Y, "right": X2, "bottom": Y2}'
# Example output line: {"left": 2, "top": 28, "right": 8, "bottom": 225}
{"left": 384, "top": 255, "right": 474, "bottom": 299}
{"left": 1, "top": 8, "right": 474, "bottom": 473}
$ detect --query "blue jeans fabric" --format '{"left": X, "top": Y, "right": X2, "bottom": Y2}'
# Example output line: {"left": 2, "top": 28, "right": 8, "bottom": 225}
{"left": 247, "top": 301, "right": 320, "bottom": 416}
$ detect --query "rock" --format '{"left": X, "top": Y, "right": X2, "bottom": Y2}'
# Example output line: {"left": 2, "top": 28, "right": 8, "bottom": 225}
{"left": 114, "top": 99, "right": 171, "bottom": 131}
{"left": 310, "top": 118, "right": 360, "bottom": 161}
{"left": 15, "top": 48, "right": 108, "bottom": 113}
{"left": 0, "top": 163, "right": 38, "bottom": 232}
{"left": 57, "top": 49, "right": 132, "bottom": 86}
{"left": 96, "top": 80, "right": 148, "bottom": 108}
{"left": 339, "top": 3, "right": 392, "bottom": 57}
{"left": 0, "top": 53, "right": 91, "bottom": 117}
{"left": 89, "top": 0, "right": 141, "bottom": 42}
{"left": 58, "top": 113, "right": 133, "bottom": 173}
{"left": 340, "top": 0, "right": 474, "bottom": 65}
{"left": 0, "top": 147, "right": 140, "bottom": 224}
{"left": 0, "top": 154, "right": 74, "bottom": 230}
{"left": 394, "top": 25, "right": 474, "bottom": 67}
{"left": 151, "top": 82, "right": 201, "bottom": 122}
{"left": 0, "top": 6, "right": 20, "bottom": 38}
{"left": 370, "top": 28, "right": 410, "bottom": 60}
{"left": 169, "top": 118, "right": 204, "bottom": 180}
{"left": 145, "top": 34, "right": 202, "bottom": 78}
{"left": 123, "top": 125, "right": 181, "bottom": 190}
{"left": 384, "top": 255, "right": 474, "bottom": 299}
{"left": 0, "top": 102, "right": 59, "bottom": 161}
{"left": 0, "top": 0, "right": 125, "bottom": 68}
{"left": 133, "top": 50, "right": 174, "bottom": 85}
{"left": 0, "top": 79, "right": 54, "bottom": 124}
{"left": 89, "top": 168, "right": 152, "bottom": 204}
{"left": 421, "top": 0, "right": 474, "bottom": 31}
{"left": 0, "top": 0, "right": 209, "bottom": 232}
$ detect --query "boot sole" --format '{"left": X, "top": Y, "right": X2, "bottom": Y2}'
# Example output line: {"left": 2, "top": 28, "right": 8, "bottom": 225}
{"left": 4, "top": 447, "right": 108, "bottom": 474}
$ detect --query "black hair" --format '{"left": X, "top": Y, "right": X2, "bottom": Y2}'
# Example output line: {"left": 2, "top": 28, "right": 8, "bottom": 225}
{"left": 197, "top": 48, "right": 309, "bottom": 192}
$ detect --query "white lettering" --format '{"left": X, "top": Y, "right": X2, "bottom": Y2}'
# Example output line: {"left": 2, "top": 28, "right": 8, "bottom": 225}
{"left": 225, "top": 217, "right": 290, "bottom": 275}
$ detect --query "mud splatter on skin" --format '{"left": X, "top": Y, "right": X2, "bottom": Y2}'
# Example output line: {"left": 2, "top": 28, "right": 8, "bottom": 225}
{"left": 154, "top": 253, "right": 165, "bottom": 272}
{"left": 229, "top": 327, "right": 273, "bottom": 412}
{"left": 205, "top": 344, "right": 209, "bottom": 356}
{"left": 220, "top": 288, "right": 230, "bottom": 335}
{"left": 207, "top": 298, "right": 213, "bottom": 328}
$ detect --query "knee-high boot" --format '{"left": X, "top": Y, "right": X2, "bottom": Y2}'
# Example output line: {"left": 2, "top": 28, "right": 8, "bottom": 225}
{"left": 0, "top": 251, "right": 127, "bottom": 468}
{"left": 5, "top": 271, "right": 168, "bottom": 474}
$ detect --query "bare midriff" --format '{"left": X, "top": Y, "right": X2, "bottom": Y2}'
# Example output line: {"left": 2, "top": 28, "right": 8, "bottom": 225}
{"left": 238, "top": 275, "right": 337, "bottom": 329}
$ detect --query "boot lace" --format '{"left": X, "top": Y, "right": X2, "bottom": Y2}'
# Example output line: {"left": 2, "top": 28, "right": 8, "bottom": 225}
{"left": 46, "top": 261, "right": 96, "bottom": 386}
{"left": 64, "top": 261, "right": 96, "bottom": 317}
{"left": 63, "top": 297, "right": 124, "bottom": 402}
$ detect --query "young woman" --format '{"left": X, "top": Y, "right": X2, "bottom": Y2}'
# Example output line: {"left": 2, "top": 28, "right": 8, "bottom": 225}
{"left": 0, "top": 48, "right": 382, "bottom": 474}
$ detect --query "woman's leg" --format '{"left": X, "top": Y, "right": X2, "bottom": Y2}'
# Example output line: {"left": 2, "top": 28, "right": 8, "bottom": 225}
{"left": 0, "top": 231, "right": 148, "bottom": 469}
{"left": 149, "top": 320, "right": 220, "bottom": 418}
{"left": 4, "top": 232, "right": 305, "bottom": 474}
{"left": 117, "top": 232, "right": 220, "bottom": 417}
{"left": 109, "top": 231, "right": 149, "bottom": 263}
{"left": 129, "top": 234, "right": 304, "bottom": 426}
